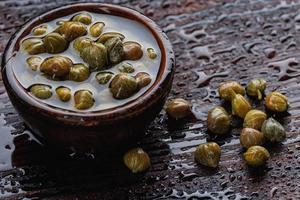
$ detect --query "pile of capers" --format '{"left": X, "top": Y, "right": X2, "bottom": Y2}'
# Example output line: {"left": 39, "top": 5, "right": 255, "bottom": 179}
{"left": 23, "top": 12, "right": 158, "bottom": 110}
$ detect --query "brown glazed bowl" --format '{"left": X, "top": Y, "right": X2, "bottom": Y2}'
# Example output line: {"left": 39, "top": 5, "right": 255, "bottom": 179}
{"left": 1, "top": 3, "right": 174, "bottom": 152}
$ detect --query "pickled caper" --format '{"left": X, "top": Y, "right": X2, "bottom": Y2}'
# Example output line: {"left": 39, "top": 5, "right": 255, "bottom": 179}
{"left": 265, "top": 92, "right": 289, "bottom": 112}
{"left": 240, "top": 128, "right": 264, "bottom": 149}
{"left": 96, "top": 71, "right": 114, "bottom": 85}
{"left": 118, "top": 62, "right": 135, "bottom": 73}
{"left": 30, "top": 84, "right": 52, "bottom": 99}
{"left": 246, "top": 78, "right": 267, "bottom": 100}
{"left": 218, "top": 81, "right": 245, "bottom": 101}
{"left": 166, "top": 98, "right": 191, "bottom": 120}
{"left": 80, "top": 42, "right": 108, "bottom": 71}
{"left": 261, "top": 118, "right": 286, "bottom": 143}
{"left": 147, "top": 48, "right": 157, "bottom": 59}
{"left": 73, "top": 37, "right": 93, "bottom": 52}
{"left": 40, "top": 56, "right": 73, "bottom": 78}
{"left": 109, "top": 73, "right": 138, "bottom": 99}
{"left": 55, "top": 21, "right": 87, "bottom": 41}
{"left": 135, "top": 72, "right": 151, "bottom": 88}
{"left": 96, "top": 32, "right": 125, "bottom": 44}
{"left": 243, "top": 110, "right": 267, "bottom": 130}
{"left": 26, "top": 56, "right": 42, "bottom": 71}
{"left": 90, "top": 22, "right": 105, "bottom": 37}
{"left": 243, "top": 146, "right": 270, "bottom": 167}
{"left": 123, "top": 148, "right": 151, "bottom": 173}
{"left": 105, "top": 37, "right": 124, "bottom": 64}
{"left": 194, "top": 142, "right": 221, "bottom": 168}
{"left": 43, "top": 32, "right": 68, "bottom": 54}
{"left": 71, "top": 13, "right": 92, "bottom": 25}
{"left": 69, "top": 64, "right": 90, "bottom": 82}
{"left": 123, "top": 41, "right": 143, "bottom": 61}
{"left": 207, "top": 106, "right": 231, "bottom": 135}
{"left": 74, "top": 90, "right": 94, "bottom": 110}
{"left": 22, "top": 38, "right": 45, "bottom": 55}
{"left": 56, "top": 86, "right": 71, "bottom": 102}
{"left": 32, "top": 25, "right": 47, "bottom": 36}
{"left": 231, "top": 93, "right": 251, "bottom": 118}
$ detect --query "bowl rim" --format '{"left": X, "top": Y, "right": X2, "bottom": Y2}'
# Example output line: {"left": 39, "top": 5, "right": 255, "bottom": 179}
{"left": 1, "top": 3, "right": 175, "bottom": 122}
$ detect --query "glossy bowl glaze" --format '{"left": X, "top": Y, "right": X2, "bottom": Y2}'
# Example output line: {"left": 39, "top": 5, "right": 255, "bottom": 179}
{"left": 1, "top": 3, "right": 175, "bottom": 152}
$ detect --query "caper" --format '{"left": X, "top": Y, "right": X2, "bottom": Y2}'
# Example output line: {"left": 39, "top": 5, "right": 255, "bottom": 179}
{"left": 231, "top": 93, "right": 251, "bottom": 118}
{"left": 73, "top": 37, "right": 93, "bottom": 52}
{"left": 265, "top": 92, "right": 289, "bottom": 112}
{"left": 89, "top": 22, "right": 105, "bottom": 37}
{"left": 71, "top": 13, "right": 92, "bottom": 25}
{"left": 261, "top": 118, "right": 286, "bottom": 143}
{"left": 207, "top": 106, "right": 231, "bottom": 135}
{"left": 240, "top": 128, "right": 264, "bottom": 149}
{"left": 43, "top": 32, "right": 68, "bottom": 54}
{"left": 243, "top": 146, "right": 270, "bottom": 167}
{"left": 118, "top": 62, "right": 135, "bottom": 73}
{"left": 69, "top": 64, "right": 90, "bottom": 82}
{"left": 56, "top": 20, "right": 66, "bottom": 26}
{"left": 109, "top": 73, "right": 138, "bottom": 99}
{"left": 55, "top": 86, "right": 71, "bottom": 102}
{"left": 166, "top": 98, "right": 191, "bottom": 120}
{"left": 194, "top": 142, "right": 221, "bottom": 168}
{"left": 74, "top": 90, "right": 94, "bottom": 110}
{"left": 30, "top": 84, "right": 52, "bottom": 99}
{"left": 218, "top": 81, "right": 245, "bottom": 101}
{"left": 80, "top": 42, "right": 108, "bottom": 71}
{"left": 123, "top": 148, "right": 151, "bottom": 173}
{"left": 40, "top": 56, "right": 73, "bottom": 78}
{"left": 96, "top": 71, "right": 114, "bottom": 85}
{"left": 32, "top": 25, "right": 47, "bottom": 36}
{"left": 22, "top": 38, "right": 45, "bottom": 55}
{"left": 105, "top": 37, "right": 124, "bottom": 64}
{"left": 246, "top": 78, "right": 267, "bottom": 100}
{"left": 26, "top": 56, "right": 42, "bottom": 71}
{"left": 147, "top": 48, "right": 157, "bottom": 59}
{"left": 96, "top": 32, "right": 125, "bottom": 44}
{"left": 243, "top": 109, "right": 267, "bottom": 130}
{"left": 123, "top": 41, "right": 143, "bottom": 61}
{"left": 55, "top": 21, "right": 87, "bottom": 41}
{"left": 135, "top": 72, "right": 151, "bottom": 88}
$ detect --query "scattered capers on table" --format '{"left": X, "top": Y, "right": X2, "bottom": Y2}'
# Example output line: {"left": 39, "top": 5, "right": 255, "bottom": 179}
{"left": 109, "top": 73, "right": 138, "bottom": 99}
{"left": 246, "top": 78, "right": 266, "bottom": 100}
{"left": 218, "top": 81, "right": 245, "bottom": 101}
{"left": 240, "top": 128, "right": 264, "bottom": 149}
{"left": 194, "top": 142, "right": 221, "bottom": 168}
{"left": 207, "top": 106, "right": 231, "bottom": 135}
{"left": 265, "top": 92, "right": 289, "bottom": 112}
{"left": 243, "top": 109, "right": 267, "bottom": 130}
{"left": 166, "top": 98, "right": 191, "bottom": 120}
{"left": 26, "top": 56, "right": 42, "bottom": 71}
{"left": 40, "top": 56, "right": 73, "bottom": 78}
{"left": 243, "top": 146, "right": 270, "bottom": 167}
{"left": 74, "top": 90, "right": 94, "bottom": 110}
{"left": 231, "top": 93, "right": 252, "bottom": 118}
{"left": 261, "top": 118, "right": 286, "bottom": 143}
{"left": 71, "top": 13, "right": 92, "bottom": 25}
{"left": 56, "top": 86, "right": 71, "bottom": 102}
{"left": 123, "top": 148, "right": 151, "bottom": 173}
{"left": 30, "top": 84, "right": 52, "bottom": 99}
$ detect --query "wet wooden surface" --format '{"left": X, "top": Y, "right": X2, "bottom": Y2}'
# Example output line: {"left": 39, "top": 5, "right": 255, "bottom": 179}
{"left": 1, "top": 0, "right": 300, "bottom": 199}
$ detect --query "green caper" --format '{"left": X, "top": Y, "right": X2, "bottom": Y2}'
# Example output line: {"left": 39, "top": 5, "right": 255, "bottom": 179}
{"left": 40, "top": 56, "right": 73, "bottom": 78}
{"left": 26, "top": 56, "right": 42, "bottom": 71}
{"left": 109, "top": 73, "right": 138, "bottom": 99}
{"left": 80, "top": 42, "right": 108, "bottom": 71}
{"left": 118, "top": 62, "right": 135, "bottom": 73}
{"left": 135, "top": 72, "right": 151, "bottom": 88}
{"left": 123, "top": 41, "right": 143, "bottom": 60}
{"left": 194, "top": 142, "right": 221, "bottom": 168}
{"left": 89, "top": 22, "right": 105, "bottom": 37}
{"left": 261, "top": 118, "right": 286, "bottom": 143}
{"left": 240, "top": 128, "right": 264, "bottom": 149}
{"left": 22, "top": 38, "right": 45, "bottom": 55}
{"left": 265, "top": 92, "right": 289, "bottom": 112}
{"left": 73, "top": 37, "right": 93, "bottom": 52}
{"left": 243, "top": 110, "right": 267, "bottom": 130}
{"left": 43, "top": 32, "right": 68, "bottom": 54}
{"left": 105, "top": 37, "right": 124, "bottom": 64}
{"left": 123, "top": 148, "right": 151, "bottom": 173}
{"left": 231, "top": 93, "right": 251, "bottom": 118}
{"left": 55, "top": 21, "right": 87, "bottom": 41}
{"left": 96, "top": 71, "right": 114, "bottom": 85}
{"left": 30, "top": 84, "right": 52, "bottom": 99}
{"left": 147, "top": 48, "right": 157, "bottom": 59}
{"left": 243, "top": 146, "right": 270, "bottom": 167}
{"left": 207, "top": 106, "right": 231, "bottom": 135}
{"left": 32, "top": 25, "right": 47, "bottom": 36}
{"left": 74, "top": 90, "right": 94, "bottom": 110}
{"left": 246, "top": 78, "right": 267, "bottom": 100}
{"left": 69, "top": 64, "right": 90, "bottom": 82}
{"left": 71, "top": 13, "right": 92, "bottom": 25}
{"left": 218, "top": 81, "right": 245, "bottom": 101}
{"left": 166, "top": 98, "right": 191, "bottom": 120}
{"left": 96, "top": 32, "right": 125, "bottom": 44}
{"left": 55, "top": 86, "right": 71, "bottom": 102}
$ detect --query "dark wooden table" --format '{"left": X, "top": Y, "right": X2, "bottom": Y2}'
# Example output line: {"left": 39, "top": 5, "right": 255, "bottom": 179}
{"left": 1, "top": 0, "right": 300, "bottom": 199}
